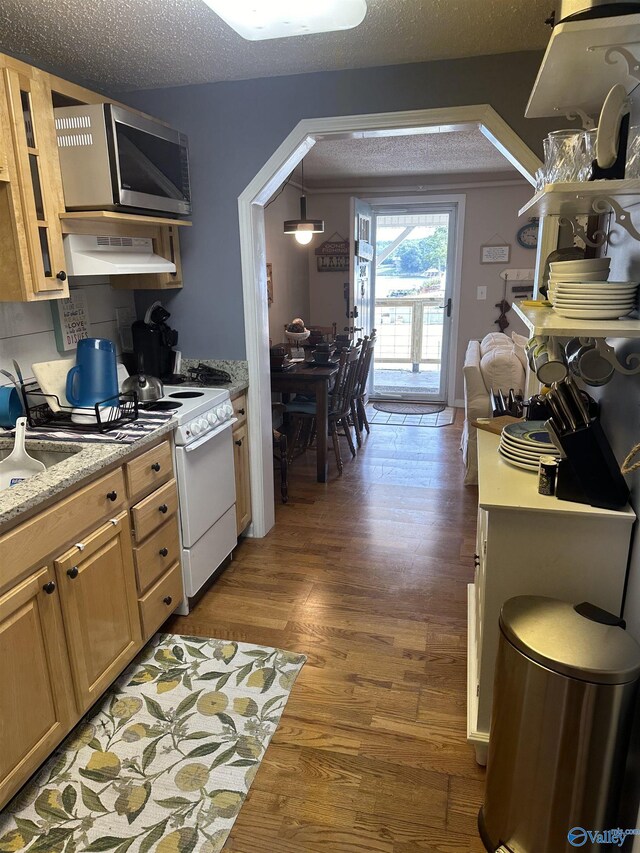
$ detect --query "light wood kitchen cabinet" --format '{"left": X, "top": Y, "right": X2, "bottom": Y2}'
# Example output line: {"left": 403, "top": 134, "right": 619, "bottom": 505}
{"left": 0, "top": 435, "right": 182, "bottom": 809}
{"left": 54, "top": 512, "right": 142, "bottom": 713}
{"left": 0, "top": 58, "right": 68, "bottom": 301}
{"left": 231, "top": 393, "right": 251, "bottom": 535}
{"left": 0, "top": 565, "right": 75, "bottom": 807}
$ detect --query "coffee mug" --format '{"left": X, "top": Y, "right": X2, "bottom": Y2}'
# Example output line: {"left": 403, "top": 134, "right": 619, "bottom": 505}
{"left": 566, "top": 339, "right": 614, "bottom": 386}
{"left": 0, "top": 386, "right": 23, "bottom": 428}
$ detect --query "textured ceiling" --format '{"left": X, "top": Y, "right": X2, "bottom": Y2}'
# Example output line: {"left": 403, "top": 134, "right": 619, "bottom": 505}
{"left": 0, "top": 0, "right": 551, "bottom": 92}
{"left": 301, "top": 130, "right": 517, "bottom": 183}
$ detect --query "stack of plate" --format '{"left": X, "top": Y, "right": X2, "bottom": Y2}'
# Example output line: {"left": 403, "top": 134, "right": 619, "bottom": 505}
{"left": 498, "top": 421, "right": 560, "bottom": 473}
{"left": 548, "top": 258, "right": 611, "bottom": 307}
{"left": 550, "top": 281, "right": 638, "bottom": 320}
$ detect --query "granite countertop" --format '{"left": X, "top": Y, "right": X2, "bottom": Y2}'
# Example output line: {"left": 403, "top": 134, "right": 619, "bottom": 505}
{"left": 180, "top": 358, "right": 248, "bottom": 397}
{"left": 0, "top": 359, "right": 249, "bottom": 530}
{"left": 0, "top": 419, "right": 176, "bottom": 530}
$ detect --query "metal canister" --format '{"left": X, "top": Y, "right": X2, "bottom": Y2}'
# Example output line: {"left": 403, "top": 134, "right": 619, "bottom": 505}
{"left": 538, "top": 455, "right": 558, "bottom": 496}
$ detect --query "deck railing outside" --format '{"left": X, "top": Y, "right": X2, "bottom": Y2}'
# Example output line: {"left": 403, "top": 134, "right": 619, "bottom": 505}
{"left": 374, "top": 297, "right": 444, "bottom": 372}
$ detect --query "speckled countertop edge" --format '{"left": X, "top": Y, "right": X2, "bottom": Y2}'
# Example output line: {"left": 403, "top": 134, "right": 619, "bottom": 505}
{"left": 0, "top": 359, "right": 250, "bottom": 529}
{"left": 0, "top": 420, "right": 176, "bottom": 530}
{"left": 180, "top": 359, "right": 248, "bottom": 397}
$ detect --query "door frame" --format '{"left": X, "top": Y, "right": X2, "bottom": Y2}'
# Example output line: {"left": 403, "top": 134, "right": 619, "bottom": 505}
{"left": 364, "top": 194, "right": 465, "bottom": 404}
{"left": 238, "top": 105, "right": 541, "bottom": 538}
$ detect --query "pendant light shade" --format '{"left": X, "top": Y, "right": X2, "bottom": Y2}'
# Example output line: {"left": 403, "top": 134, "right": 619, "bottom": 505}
{"left": 284, "top": 196, "right": 324, "bottom": 244}
{"left": 284, "top": 160, "right": 324, "bottom": 245}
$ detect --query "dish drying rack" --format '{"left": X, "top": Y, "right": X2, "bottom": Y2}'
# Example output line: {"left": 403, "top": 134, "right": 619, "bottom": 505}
{"left": 18, "top": 379, "right": 139, "bottom": 434}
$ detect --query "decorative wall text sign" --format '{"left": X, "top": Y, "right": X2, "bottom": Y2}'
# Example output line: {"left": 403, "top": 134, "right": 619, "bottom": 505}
{"left": 481, "top": 244, "right": 511, "bottom": 264}
{"left": 315, "top": 233, "right": 350, "bottom": 273}
{"left": 51, "top": 290, "right": 90, "bottom": 352}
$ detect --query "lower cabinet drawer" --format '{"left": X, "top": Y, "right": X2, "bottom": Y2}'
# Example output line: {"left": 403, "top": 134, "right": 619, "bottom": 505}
{"left": 0, "top": 467, "right": 125, "bottom": 593}
{"left": 134, "top": 515, "right": 181, "bottom": 594}
{"left": 139, "top": 562, "right": 183, "bottom": 640}
{"left": 131, "top": 479, "right": 179, "bottom": 542}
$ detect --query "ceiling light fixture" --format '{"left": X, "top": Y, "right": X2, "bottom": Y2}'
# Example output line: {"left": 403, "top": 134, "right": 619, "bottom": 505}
{"left": 203, "top": 0, "right": 367, "bottom": 41}
{"left": 283, "top": 159, "right": 324, "bottom": 245}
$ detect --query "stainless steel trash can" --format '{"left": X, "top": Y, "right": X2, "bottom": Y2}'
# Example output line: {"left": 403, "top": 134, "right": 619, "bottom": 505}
{"left": 479, "top": 596, "right": 640, "bottom": 853}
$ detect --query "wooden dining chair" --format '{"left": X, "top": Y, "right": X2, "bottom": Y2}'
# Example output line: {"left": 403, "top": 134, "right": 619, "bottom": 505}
{"left": 351, "top": 329, "right": 377, "bottom": 443}
{"left": 271, "top": 403, "right": 289, "bottom": 503}
{"left": 285, "top": 347, "right": 360, "bottom": 475}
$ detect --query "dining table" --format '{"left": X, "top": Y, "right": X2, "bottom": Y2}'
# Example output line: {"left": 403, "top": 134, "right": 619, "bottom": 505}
{"left": 270, "top": 361, "right": 339, "bottom": 483}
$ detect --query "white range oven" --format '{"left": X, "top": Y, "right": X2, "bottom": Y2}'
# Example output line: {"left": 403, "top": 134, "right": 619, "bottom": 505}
{"left": 153, "top": 386, "right": 237, "bottom": 614}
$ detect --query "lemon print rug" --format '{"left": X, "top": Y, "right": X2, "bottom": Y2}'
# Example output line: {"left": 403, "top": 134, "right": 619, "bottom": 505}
{"left": 0, "top": 634, "right": 306, "bottom": 853}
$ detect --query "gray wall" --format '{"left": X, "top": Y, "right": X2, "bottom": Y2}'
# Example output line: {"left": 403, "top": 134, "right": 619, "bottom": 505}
{"left": 122, "top": 51, "right": 565, "bottom": 359}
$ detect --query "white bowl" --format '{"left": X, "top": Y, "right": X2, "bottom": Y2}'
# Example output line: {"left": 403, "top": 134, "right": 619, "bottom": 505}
{"left": 550, "top": 259, "right": 611, "bottom": 273}
{"left": 549, "top": 271, "right": 608, "bottom": 282}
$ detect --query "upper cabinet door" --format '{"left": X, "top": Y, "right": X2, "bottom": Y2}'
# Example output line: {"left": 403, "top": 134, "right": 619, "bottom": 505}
{"left": 2, "top": 65, "right": 68, "bottom": 298}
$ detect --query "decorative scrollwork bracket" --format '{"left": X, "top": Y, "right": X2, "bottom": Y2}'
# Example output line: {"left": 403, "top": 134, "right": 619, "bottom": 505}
{"left": 556, "top": 107, "right": 596, "bottom": 130}
{"left": 594, "top": 338, "right": 640, "bottom": 375}
{"left": 592, "top": 197, "right": 640, "bottom": 242}
{"left": 558, "top": 216, "right": 608, "bottom": 248}
{"left": 587, "top": 43, "right": 640, "bottom": 83}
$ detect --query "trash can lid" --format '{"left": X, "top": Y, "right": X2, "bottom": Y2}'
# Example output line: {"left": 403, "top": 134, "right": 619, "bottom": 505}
{"left": 500, "top": 596, "right": 640, "bottom": 685}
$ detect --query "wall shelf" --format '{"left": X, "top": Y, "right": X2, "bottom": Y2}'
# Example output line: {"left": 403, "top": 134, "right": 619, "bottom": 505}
{"left": 519, "top": 179, "right": 640, "bottom": 218}
{"left": 526, "top": 13, "right": 640, "bottom": 120}
{"left": 59, "top": 211, "right": 191, "bottom": 229}
{"left": 512, "top": 300, "right": 640, "bottom": 339}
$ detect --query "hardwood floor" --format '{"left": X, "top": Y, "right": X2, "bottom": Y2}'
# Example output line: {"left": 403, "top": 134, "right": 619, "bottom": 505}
{"left": 165, "top": 411, "right": 486, "bottom": 852}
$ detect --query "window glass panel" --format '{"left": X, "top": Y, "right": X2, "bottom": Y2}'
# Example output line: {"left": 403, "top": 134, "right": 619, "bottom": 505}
{"left": 20, "top": 90, "right": 35, "bottom": 148}
{"left": 38, "top": 228, "right": 51, "bottom": 277}
{"left": 29, "top": 154, "right": 45, "bottom": 220}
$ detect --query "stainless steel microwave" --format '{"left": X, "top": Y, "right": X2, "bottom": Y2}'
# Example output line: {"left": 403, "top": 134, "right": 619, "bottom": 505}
{"left": 54, "top": 103, "right": 191, "bottom": 216}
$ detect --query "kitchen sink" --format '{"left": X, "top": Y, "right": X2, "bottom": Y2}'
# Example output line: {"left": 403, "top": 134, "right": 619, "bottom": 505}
{"left": 0, "top": 445, "right": 82, "bottom": 470}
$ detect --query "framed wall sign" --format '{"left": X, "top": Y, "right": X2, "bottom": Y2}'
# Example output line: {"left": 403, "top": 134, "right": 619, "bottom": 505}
{"left": 315, "top": 232, "right": 350, "bottom": 273}
{"left": 481, "top": 244, "right": 511, "bottom": 264}
{"left": 480, "top": 243, "right": 511, "bottom": 264}
{"left": 51, "top": 289, "right": 90, "bottom": 352}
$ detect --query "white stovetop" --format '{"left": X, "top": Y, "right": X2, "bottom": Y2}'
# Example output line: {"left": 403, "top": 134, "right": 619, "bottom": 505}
{"left": 477, "top": 431, "right": 635, "bottom": 521}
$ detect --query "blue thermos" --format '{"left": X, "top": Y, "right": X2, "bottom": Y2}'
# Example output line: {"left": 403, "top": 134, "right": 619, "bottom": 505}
{"left": 66, "top": 338, "right": 119, "bottom": 408}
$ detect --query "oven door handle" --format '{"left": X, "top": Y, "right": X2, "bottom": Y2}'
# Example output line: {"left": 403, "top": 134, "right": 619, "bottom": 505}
{"left": 183, "top": 417, "right": 237, "bottom": 452}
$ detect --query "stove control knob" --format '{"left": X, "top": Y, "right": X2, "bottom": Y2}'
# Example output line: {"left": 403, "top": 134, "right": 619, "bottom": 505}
{"left": 225, "top": 403, "right": 233, "bottom": 417}
{"left": 207, "top": 411, "right": 219, "bottom": 425}
{"left": 216, "top": 405, "right": 226, "bottom": 422}
{"left": 198, "top": 418, "right": 209, "bottom": 433}
{"left": 191, "top": 419, "right": 203, "bottom": 436}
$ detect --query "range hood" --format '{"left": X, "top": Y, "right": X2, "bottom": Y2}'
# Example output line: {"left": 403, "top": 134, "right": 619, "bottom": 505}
{"left": 63, "top": 234, "right": 176, "bottom": 277}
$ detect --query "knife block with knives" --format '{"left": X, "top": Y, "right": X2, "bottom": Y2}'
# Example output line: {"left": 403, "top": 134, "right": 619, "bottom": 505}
{"left": 545, "top": 379, "right": 629, "bottom": 511}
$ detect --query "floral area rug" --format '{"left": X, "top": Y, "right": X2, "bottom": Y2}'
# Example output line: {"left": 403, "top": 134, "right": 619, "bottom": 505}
{"left": 0, "top": 634, "right": 306, "bottom": 853}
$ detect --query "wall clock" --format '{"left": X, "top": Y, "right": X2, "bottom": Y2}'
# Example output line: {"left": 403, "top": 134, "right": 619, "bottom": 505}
{"left": 517, "top": 219, "right": 539, "bottom": 250}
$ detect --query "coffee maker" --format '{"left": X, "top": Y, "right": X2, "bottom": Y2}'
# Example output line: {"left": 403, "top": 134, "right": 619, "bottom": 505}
{"left": 131, "top": 302, "right": 178, "bottom": 380}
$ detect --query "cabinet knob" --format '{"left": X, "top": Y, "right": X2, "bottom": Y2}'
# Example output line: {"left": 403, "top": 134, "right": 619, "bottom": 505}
{"left": 163, "top": 596, "right": 173, "bottom": 606}
{"left": 56, "top": 271, "right": 67, "bottom": 281}
{"left": 151, "top": 462, "right": 161, "bottom": 472}
{"left": 107, "top": 491, "right": 118, "bottom": 502}
{"left": 238, "top": 408, "right": 245, "bottom": 415}
{"left": 159, "top": 547, "right": 168, "bottom": 557}
{"left": 42, "top": 581, "right": 56, "bottom": 594}
{"left": 235, "top": 439, "right": 242, "bottom": 447}
{"left": 67, "top": 566, "right": 79, "bottom": 579}
{"left": 159, "top": 504, "right": 168, "bottom": 514}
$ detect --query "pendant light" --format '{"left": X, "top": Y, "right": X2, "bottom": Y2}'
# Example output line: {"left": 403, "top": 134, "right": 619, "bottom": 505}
{"left": 284, "top": 159, "right": 324, "bottom": 245}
